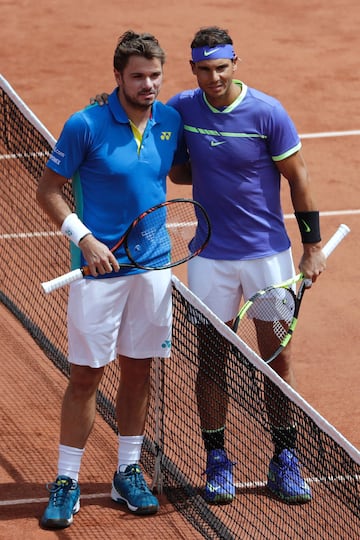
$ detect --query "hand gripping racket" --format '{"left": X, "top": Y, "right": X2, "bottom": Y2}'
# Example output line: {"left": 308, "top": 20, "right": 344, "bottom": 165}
{"left": 232, "top": 224, "right": 350, "bottom": 363}
{"left": 41, "top": 198, "right": 211, "bottom": 294}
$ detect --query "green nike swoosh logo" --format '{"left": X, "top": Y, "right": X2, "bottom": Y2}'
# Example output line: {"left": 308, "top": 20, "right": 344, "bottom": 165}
{"left": 210, "top": 141, "right": 226, "bottom": 147}
{"left": 301, "top": 219, "right": 311, "bottom": 233}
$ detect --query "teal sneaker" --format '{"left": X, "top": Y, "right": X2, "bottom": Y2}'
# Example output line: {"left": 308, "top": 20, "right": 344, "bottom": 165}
{"left": 204, "top": 449, "right": 235, "bottom": 504}
{"left": 267, "top": 449, "right": 312, "bottom": 503}
{"left": 41, "top": 475, "right": 80, "bottom": 529}
{"left": 111, "top": 464, "right": 159, "bottom": 515}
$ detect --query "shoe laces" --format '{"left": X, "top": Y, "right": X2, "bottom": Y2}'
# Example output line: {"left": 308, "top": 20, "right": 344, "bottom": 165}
{"left": 277, "top": 450, "right": 301, "bottom": 478}
{"left": 46, "top": 477, "right": 76, "bottom": 506}
{"left": 124, "top": 465, "right": 149, "bottom": 492}
{"left": 205, "top": 453, "right": 234, "bottom": 476}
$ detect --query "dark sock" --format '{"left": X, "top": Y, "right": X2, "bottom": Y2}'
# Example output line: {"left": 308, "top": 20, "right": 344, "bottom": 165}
{"left": 202, "top": 427, "right": 225, "bottom": 452}
{"left": 271, "top": 425, "right": 297, "bottom": 458}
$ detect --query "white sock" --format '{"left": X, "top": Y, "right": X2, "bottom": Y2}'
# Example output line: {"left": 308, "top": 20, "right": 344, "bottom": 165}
{"left": 57, "top": 444, "right": 85, "bottom": 481}
{"left": 118, "top": 435, "right": 144, "bottom": 472}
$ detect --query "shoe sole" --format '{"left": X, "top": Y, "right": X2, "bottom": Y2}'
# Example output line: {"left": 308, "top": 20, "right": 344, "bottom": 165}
{"left": 267, "top": 482, "right": 312, "bottom": 504}
{"left": 111, "top": 485, "right": 159, "bottom": 515}
{"left": 204, "top": 494, "right": 235, "bottom": 505}
{"left": 40, "top": 498, "right": 80, "bottom": 529}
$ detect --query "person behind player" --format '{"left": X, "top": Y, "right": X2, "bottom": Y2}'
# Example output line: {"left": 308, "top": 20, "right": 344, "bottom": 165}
{"left": 36, "top": 30, "right": 187, "bottom": 529}
{"left": 167, "top": 26, "right": 326, "bottom": 505}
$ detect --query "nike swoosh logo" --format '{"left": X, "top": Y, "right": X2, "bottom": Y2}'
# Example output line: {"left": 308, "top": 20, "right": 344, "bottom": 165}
{"left": 204, "top": 48, "right": 220, "bottom": 57}
{"left": 210, "top": 141, "right": 226, "bottom": 147}
{"left": 301, "top": 219, "right": 311, "bottom": 232}
{"left": 206, "top": 484, "right": 221, "bottom": 492}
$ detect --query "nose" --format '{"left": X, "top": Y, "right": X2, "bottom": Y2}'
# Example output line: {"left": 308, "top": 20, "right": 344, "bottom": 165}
{"left": 209, "top": 70, "right": 220, "bottom": 82}
{"left": 143, "top": 77, "right": 153, "bottom": 88}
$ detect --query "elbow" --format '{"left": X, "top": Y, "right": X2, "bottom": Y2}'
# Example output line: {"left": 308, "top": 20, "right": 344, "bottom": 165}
{"left": 36, "top": 179, "right": 46, "bottom": 207}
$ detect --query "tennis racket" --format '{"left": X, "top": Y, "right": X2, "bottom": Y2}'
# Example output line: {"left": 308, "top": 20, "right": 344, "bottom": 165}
{"left": 232, "top": 223, "right": 350, "bottom": 363}
{"left": 41, "top": 198, "right": 211, "bottom": 294}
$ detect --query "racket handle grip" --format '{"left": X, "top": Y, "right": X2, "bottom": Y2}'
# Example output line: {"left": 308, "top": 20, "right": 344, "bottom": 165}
{"left": 322, "top": 223, "right": 350, "bottom": 259}
{"left": 41, "top": 268, "right": 84, "bottom": 294}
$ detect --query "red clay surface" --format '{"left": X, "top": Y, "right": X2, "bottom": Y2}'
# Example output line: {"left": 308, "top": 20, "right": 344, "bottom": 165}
{"left": 1, "top": 1, "right": 359, "bottom": 538}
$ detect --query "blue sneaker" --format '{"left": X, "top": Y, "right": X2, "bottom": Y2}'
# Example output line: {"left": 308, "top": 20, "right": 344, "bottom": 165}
{"left": 111, "top": 464, "right": 159, "bottom": 515}
{"left": 267, "top": 449, "right": 312, "bottom": 503}
{"left": 204, "top": 449, "right": 235, "bottom": 504}
{"left": 41, "top": 475, "right": 80, "bottom": 529}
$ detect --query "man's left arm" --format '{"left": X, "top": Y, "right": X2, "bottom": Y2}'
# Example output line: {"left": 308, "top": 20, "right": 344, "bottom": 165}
{"left": 277, "top": 150, "right": 326, "bottom": 283}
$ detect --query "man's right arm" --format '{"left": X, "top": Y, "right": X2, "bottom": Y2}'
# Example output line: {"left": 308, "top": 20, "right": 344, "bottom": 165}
{"left": 36, "top": 167, "right": 119, "bottom": 275}
{"left": 36, "top": 167, "right": 73, "bottom": 227}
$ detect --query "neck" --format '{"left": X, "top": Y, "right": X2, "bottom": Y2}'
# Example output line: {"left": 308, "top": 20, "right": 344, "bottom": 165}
{"left": 127, "top": 109, "right": 151, "bottom": 134}
{"left": 118, "top": 93, "right": 152, "bottom": 133}
{"left": 206, "top": 81, "right": 241, "bottom": 109}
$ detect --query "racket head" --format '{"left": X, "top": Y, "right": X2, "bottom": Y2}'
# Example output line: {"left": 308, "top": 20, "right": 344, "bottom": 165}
{"left": 123, "top": 198, "right": 211, "bottom": 270}
{"left": 232, "top": 278, "right": 306, "bottom": 363}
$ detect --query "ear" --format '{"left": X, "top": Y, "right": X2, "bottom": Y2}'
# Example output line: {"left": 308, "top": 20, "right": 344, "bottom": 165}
{"left": 232, "top": 56, "right": 239, "bottom": 73}
{"left": 114, "top": 69, "right": 121, "bottom": 85}
{"left": 190, "top": 60, "right": 196, "bottom": 75}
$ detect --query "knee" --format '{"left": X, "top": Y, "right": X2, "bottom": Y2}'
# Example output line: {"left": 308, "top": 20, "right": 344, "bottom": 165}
{"left": 68, "top": 365, "right": 104, "bottom": 396}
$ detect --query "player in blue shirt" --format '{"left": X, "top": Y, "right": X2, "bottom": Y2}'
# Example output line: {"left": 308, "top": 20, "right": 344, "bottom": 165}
{"left": 37, "top": 30, "right": 187, "bottom": 529}
{"left": 168, "top": 26, "right": 326, "bottom": 505}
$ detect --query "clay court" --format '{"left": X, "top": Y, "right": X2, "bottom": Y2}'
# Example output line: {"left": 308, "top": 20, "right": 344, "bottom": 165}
{"left": 1, "top": 0, "right": 359, "bottom": 538}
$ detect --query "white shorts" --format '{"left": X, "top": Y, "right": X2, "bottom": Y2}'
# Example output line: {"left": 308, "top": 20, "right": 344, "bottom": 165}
{"left": 67, "top": 270, "right": 172, "bottom": 368}
{"left": 188, "top": 249, "right": 295, "bottom": 322}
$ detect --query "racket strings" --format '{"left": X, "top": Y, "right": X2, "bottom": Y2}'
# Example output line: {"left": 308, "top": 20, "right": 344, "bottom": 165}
{"left": 125, "top": 201, "right": 210, "bottom": 269}
{"left": 235, "top": 287, "right": 296, "bottom": 361}
{"left": 273, "top": 319, "right": 289, "bottom": 341}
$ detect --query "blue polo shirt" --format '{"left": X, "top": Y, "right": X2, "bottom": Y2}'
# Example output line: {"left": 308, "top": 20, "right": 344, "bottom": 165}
{"left": 167, "top": 81, "right": 301, "bottom": 260}
{"left": 47, "top": 88, "right": 187, "bottom": 274}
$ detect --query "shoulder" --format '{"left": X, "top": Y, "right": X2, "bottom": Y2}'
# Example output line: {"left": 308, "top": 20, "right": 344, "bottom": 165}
{"left": 64, "top": 100, "right": 110, "bottom": 132}
{"left": 153, "top": 100, "right": 184, "bottom": 125}
{"left": 246, "top": 86, "right": 279, "bottom": 105}
{"left": 245, "top": 85, "right": 287, "bottom": 113}
{"left": 167, "top": 88, "right": 202, "bottom": 109}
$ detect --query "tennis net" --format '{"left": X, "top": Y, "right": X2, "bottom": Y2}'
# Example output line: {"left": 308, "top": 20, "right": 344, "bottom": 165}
{"left": 1, "top": 74, "right": 359, "bottom": 539}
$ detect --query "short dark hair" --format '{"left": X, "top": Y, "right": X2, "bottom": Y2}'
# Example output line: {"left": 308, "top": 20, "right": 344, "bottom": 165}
{"left": 190, "top": 26, "right": 233, "bottom": 49}
{"left": 113, "top": 30, "right": 166, "bottom": 72}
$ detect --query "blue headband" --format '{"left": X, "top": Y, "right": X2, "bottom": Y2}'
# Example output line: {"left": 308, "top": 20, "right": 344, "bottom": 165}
{"left": 191, "top": 44, "right": 235, "bottom": 62}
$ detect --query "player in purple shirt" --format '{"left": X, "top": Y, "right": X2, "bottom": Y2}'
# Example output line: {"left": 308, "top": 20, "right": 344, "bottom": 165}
{"left": 168, "top": 26, "right": 326, "bottom": 505}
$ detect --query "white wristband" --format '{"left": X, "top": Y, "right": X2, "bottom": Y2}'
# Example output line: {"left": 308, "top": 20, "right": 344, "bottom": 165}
{"left": 61, "top": 213, "right": 91, "bottom": 247}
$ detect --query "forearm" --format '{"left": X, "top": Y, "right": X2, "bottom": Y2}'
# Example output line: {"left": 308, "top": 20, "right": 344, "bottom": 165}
{"left": 37, "top": 188, "right": 72, "bottom": 228}
{"left": 280, "top": 152, "right": 325, "bottom": 279}
{"left": 290, "top": 178, "right": 325, "bottom": 280}
{"left": 289, "top": 175, "right": 317, "bottom": 213}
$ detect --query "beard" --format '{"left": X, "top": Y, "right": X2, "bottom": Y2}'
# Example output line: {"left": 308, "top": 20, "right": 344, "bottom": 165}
{"left": 122, "top": 87, "right": 158, "bottom": 110}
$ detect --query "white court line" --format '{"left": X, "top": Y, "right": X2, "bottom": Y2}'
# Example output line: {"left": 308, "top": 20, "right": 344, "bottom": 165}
{"left": 0, "top": 231, "right": 61, "bottom": 240}
{"left": 234, "top": 473, "right": 360, "bottom": 490}
{"left": 0, "top": 151, "right": 50, "bottom": 160}
{"left": 284, "top": 209, "right": 360, "bottom": 219}
{"left": 0, "top": 492, "right": 110, "bottom": 507}
{"left": 0, "top": 129, "right": 359, "bottom": 161}
{"left": 0, "top": 210, "right": 358, "bottom": 242}
{"left": 2, "top": 471, "right": 359, "bottom": 507}
{"left": 300, "top": 129, "right": 360, "bottom": 139}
